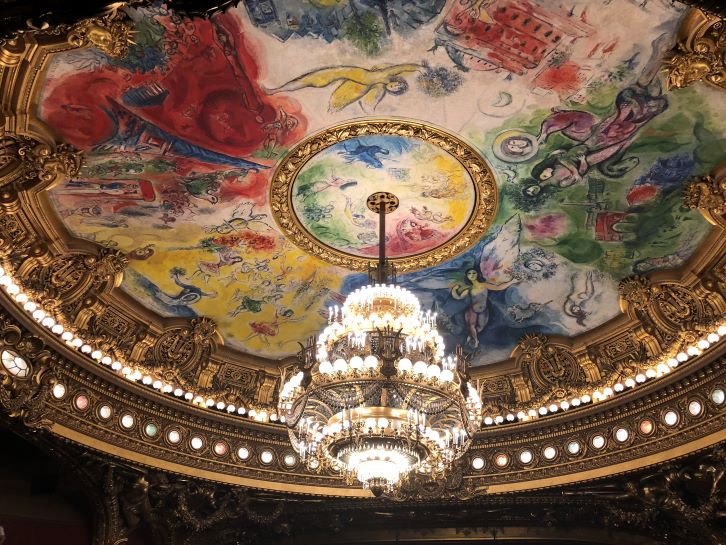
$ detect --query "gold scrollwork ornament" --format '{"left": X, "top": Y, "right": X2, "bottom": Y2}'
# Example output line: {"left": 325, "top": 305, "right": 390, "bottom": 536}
{"left": 67, "top": 10, "right": 134, "bottom": 59}
{"left": 665, "top": 11, "right": 726, "bottom": 90}
{"left": 0, "top": 134, "right": 82, "bottom": 191}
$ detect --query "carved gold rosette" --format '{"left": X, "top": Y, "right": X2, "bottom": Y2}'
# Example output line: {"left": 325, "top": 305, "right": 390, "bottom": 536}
{"left": 269, "top": 120, "right": 498, "bottom": 272}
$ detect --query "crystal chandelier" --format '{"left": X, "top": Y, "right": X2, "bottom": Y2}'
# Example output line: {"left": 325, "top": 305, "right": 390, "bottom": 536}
{"left": 278, "top": 192, "right": 482, "bottom": 496}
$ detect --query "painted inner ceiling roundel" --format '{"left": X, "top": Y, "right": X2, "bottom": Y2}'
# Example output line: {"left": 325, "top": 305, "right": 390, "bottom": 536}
{"left": 275, "top": 122, "right": 496, "bottom": 270}
{"left": 37, "top": 0, "right": 726, "bottom": 365}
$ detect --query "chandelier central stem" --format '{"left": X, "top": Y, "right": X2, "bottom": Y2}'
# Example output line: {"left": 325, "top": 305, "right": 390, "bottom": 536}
{"left": 366, "top": 191, "right": 399, "bottom": 285}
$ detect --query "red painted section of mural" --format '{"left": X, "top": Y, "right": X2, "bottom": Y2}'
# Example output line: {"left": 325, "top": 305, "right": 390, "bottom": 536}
{"left": 41, "top": 12, "right": 305, "bottom": 157}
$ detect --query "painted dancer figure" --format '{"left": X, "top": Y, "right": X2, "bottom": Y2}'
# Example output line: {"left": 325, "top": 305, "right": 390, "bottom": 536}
{"left": 523, "top": 36, "right": 670, "bottom": 200}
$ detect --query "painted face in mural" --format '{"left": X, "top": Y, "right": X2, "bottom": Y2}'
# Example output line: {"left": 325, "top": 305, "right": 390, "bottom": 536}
{"left": 505, "top": 138, "right": 533, "bottom": 156}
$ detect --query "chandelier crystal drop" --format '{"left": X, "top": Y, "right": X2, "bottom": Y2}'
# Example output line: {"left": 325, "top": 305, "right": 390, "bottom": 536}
{"left": 278, "top": 192, "right": 483, "bottom": 496}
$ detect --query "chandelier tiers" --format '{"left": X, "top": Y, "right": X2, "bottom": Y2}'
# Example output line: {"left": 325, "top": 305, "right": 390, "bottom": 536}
{"left": 278, "top": 193, "right": 483, "bottom": 497}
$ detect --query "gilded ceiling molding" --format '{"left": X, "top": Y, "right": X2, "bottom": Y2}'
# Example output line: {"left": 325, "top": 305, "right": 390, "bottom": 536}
{"left": 684, "top": 161, "right": 726, "bottom": 230}
{"left": 0, "top": 134, "right": 82, "bottom": 195}
{"left": 0, "top": 6, "right": 133, "bottom": 68}
{"left": 665, "top": 9, "right": 726, "bottom": 90}
{"left": 0, "top": 314, "right": 58, "bottom": 430}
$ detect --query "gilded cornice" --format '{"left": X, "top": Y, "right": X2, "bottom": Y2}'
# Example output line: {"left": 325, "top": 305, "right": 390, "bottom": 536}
{"left": 665, "top": 9, "right": 726, "bottom": 90}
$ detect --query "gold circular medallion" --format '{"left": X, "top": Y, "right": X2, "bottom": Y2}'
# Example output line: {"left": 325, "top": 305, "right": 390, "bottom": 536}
{"left": 270, "top": 120, "right": 498, "bottom": 272}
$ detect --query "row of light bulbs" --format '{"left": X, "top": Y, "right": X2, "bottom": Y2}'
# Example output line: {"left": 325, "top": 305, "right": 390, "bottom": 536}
{"left": 3, "top": 261, "right": 723, "bottom": 431}
{"left": 316, "top": 355, "right": 457, "bottom": 383}
{"left": 0, "top": 264, "right": 279, "bottom": 422}
{"left": 481, "top": 326, "right": 726, "bottom": 426}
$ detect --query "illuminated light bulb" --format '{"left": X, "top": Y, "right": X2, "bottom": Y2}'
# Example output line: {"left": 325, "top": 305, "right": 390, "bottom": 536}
{"left": 484, "top": 416, "right": 493, "bottom": 425}
{"left": 528, "top": 409, "right": 537, "bottom": 417}
{"left": 657, "top": 363, "right": 670, "bottom": 375}
{"left": 162, "top": 384, "right": 173, "bottom": 393}
{"left": 560, "top": 401, "right": 570, "bottom": 410}
{"left": 61, "top": 331, "right": 73, "bottom": 341}
{"left": 718, "top": 325, "right": 726, "bottom": 336}
{"left": 676, "top": 352, "right": 689, "bottom": 362}
{"left": 24, "top": 301, "right": 37, "bottom": 312}
{"left": 698, "top": 339, "right": 710, "bottom": 350}
{"left": 667, "top": 358, "right": 678, "bottom": 368}
{"left": 614, "top": 383, "right": 624, "bottom": 393}
{"left": 516, "top": 411, "right": 526, "bottom": 420}
{"left": 349, "top": 356, "right": 363, "bottom": 369}
{"left": 494, "top": 415, "right": 503, "bottom": 424}
{"left": 413, "top": 360, "right": 427, "bottom": 375}
{"left": 206, "top": 398, "right": 215, "bottom": 407}
{"left": 32, "top": 309, "right": 46, "bottom": 321}
{"left": 506, "top": 413, "right": 515, "bottom": 422}
{"left": 687, "top": 346, "right": 700, "bottom": 356}
{"left": 248, "top": 409, "right": 257, "bottom": 417}
{"left": 592, "top": 391, "right": 602, "bottom": 401}
{"left": 318, "top": 360, "right": 333, "bottom": 375}
{"left": 440, "top": 369, "right": 454, "bottom": 382}
{"left": 216, "top": 401, "right": 225, "bottom": 410}
{"left": 548, "top": 403, "right": 558, "bottom": 413}
{"left": 142, "top": 375, "right": 153, "bottom": 385}
{"left": 237, "top": 406, "right": 246, "bottom": 415}
{"left": 91, "top": 350, "right": 103, "bottom": 360}
{"left": 0, "top": 275, "right": 10, "bottom": 286}
{"left": 111, "top": 361, "right": 122, "bottom": 371}
{"left": 364, "top": 355, "right": 378, "bottom": 369}
{"left": 174, "top": 388, "right": 184, "bottom": 397}
{"left": 184, "top": 392, "right": 194, "bottom": 401}
{"left": 397, "top": 358, "right": 412, "bottom": 372}
{"left": 333, "top": 358, "right": 348, "bottom": 373}
{"left": 707, "top": 333, "right": 719, "bottom": 343}
{"left": 378, "top": 417, "right": 389, "bottom": 429}
{"left": 6, "top": 283, "right": 19, "bottom": 295}
{"left": 51, "top": 324, "right": 64, "bottom": 335}
{"left": 635, "top": 373, "right": 646, "bottom": 383}
{"left": 571, "top": 398, "right": 581, "bottom": 407}
{"left": 121, "top": 367, "right": 131, "bottom": 375}
{"left": 227, "top": 404, "right": 236, "bottom": 413}
{"left": 581, "top": 394, "right": 592, "bottom": 403}
{"left": 538, "top": 407, "right": 548, "bottom": 415}
{"left": 365, "top": 417, "right": 376, "bottom": 430}
{"left": 101, "top": 356, "right": 112, "bottom": 365}
{"left": 426, "top": 364, "right": 441, "bottom": 379}
{"left": 603, "top": 387, "right": 614, "bottom": 397}
{"left": 131, "top": 370, "right": 142, "bottom": 381}
{"left": 645, "top": 368, "right": 656, "bottom": 378}
{"left": 41, "top": 317, "right": 55, "bottom": 328}
{"left": 153, "top": 380, "right": 163, "bottom": 390}
{"left": 15, "top": 293, "right": 28, "bottom": 303}
{"left": 80, "top": 344, "right": 92, "bottom": 354}
{"left": 625, "top": 378, "right": 636, "bottom": 388}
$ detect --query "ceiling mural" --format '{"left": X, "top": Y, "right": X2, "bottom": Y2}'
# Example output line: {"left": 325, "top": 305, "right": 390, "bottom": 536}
{"left": 38, "top": 0, "right": 726, "bottom": 365}
{"left": 290, "top": 134, "right": 478, "bottom": 260}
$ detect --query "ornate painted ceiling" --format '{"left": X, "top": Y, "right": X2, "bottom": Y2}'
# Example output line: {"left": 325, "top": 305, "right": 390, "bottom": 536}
{"left": 1, "top": 0, "right": 726, "bottom": 506}
{"left": 35, "top": 0, "right": 725, "bottom": 364}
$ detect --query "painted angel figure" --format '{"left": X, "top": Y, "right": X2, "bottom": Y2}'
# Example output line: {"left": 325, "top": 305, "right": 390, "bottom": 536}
{"left": 449, "top": 215, "right": 522, "bottom": 347}
{"left": 267, "top": 63, "right": 421, "bottom": 112}
{"left": 389, "top": 215, "right": 524, "bottom": 351}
